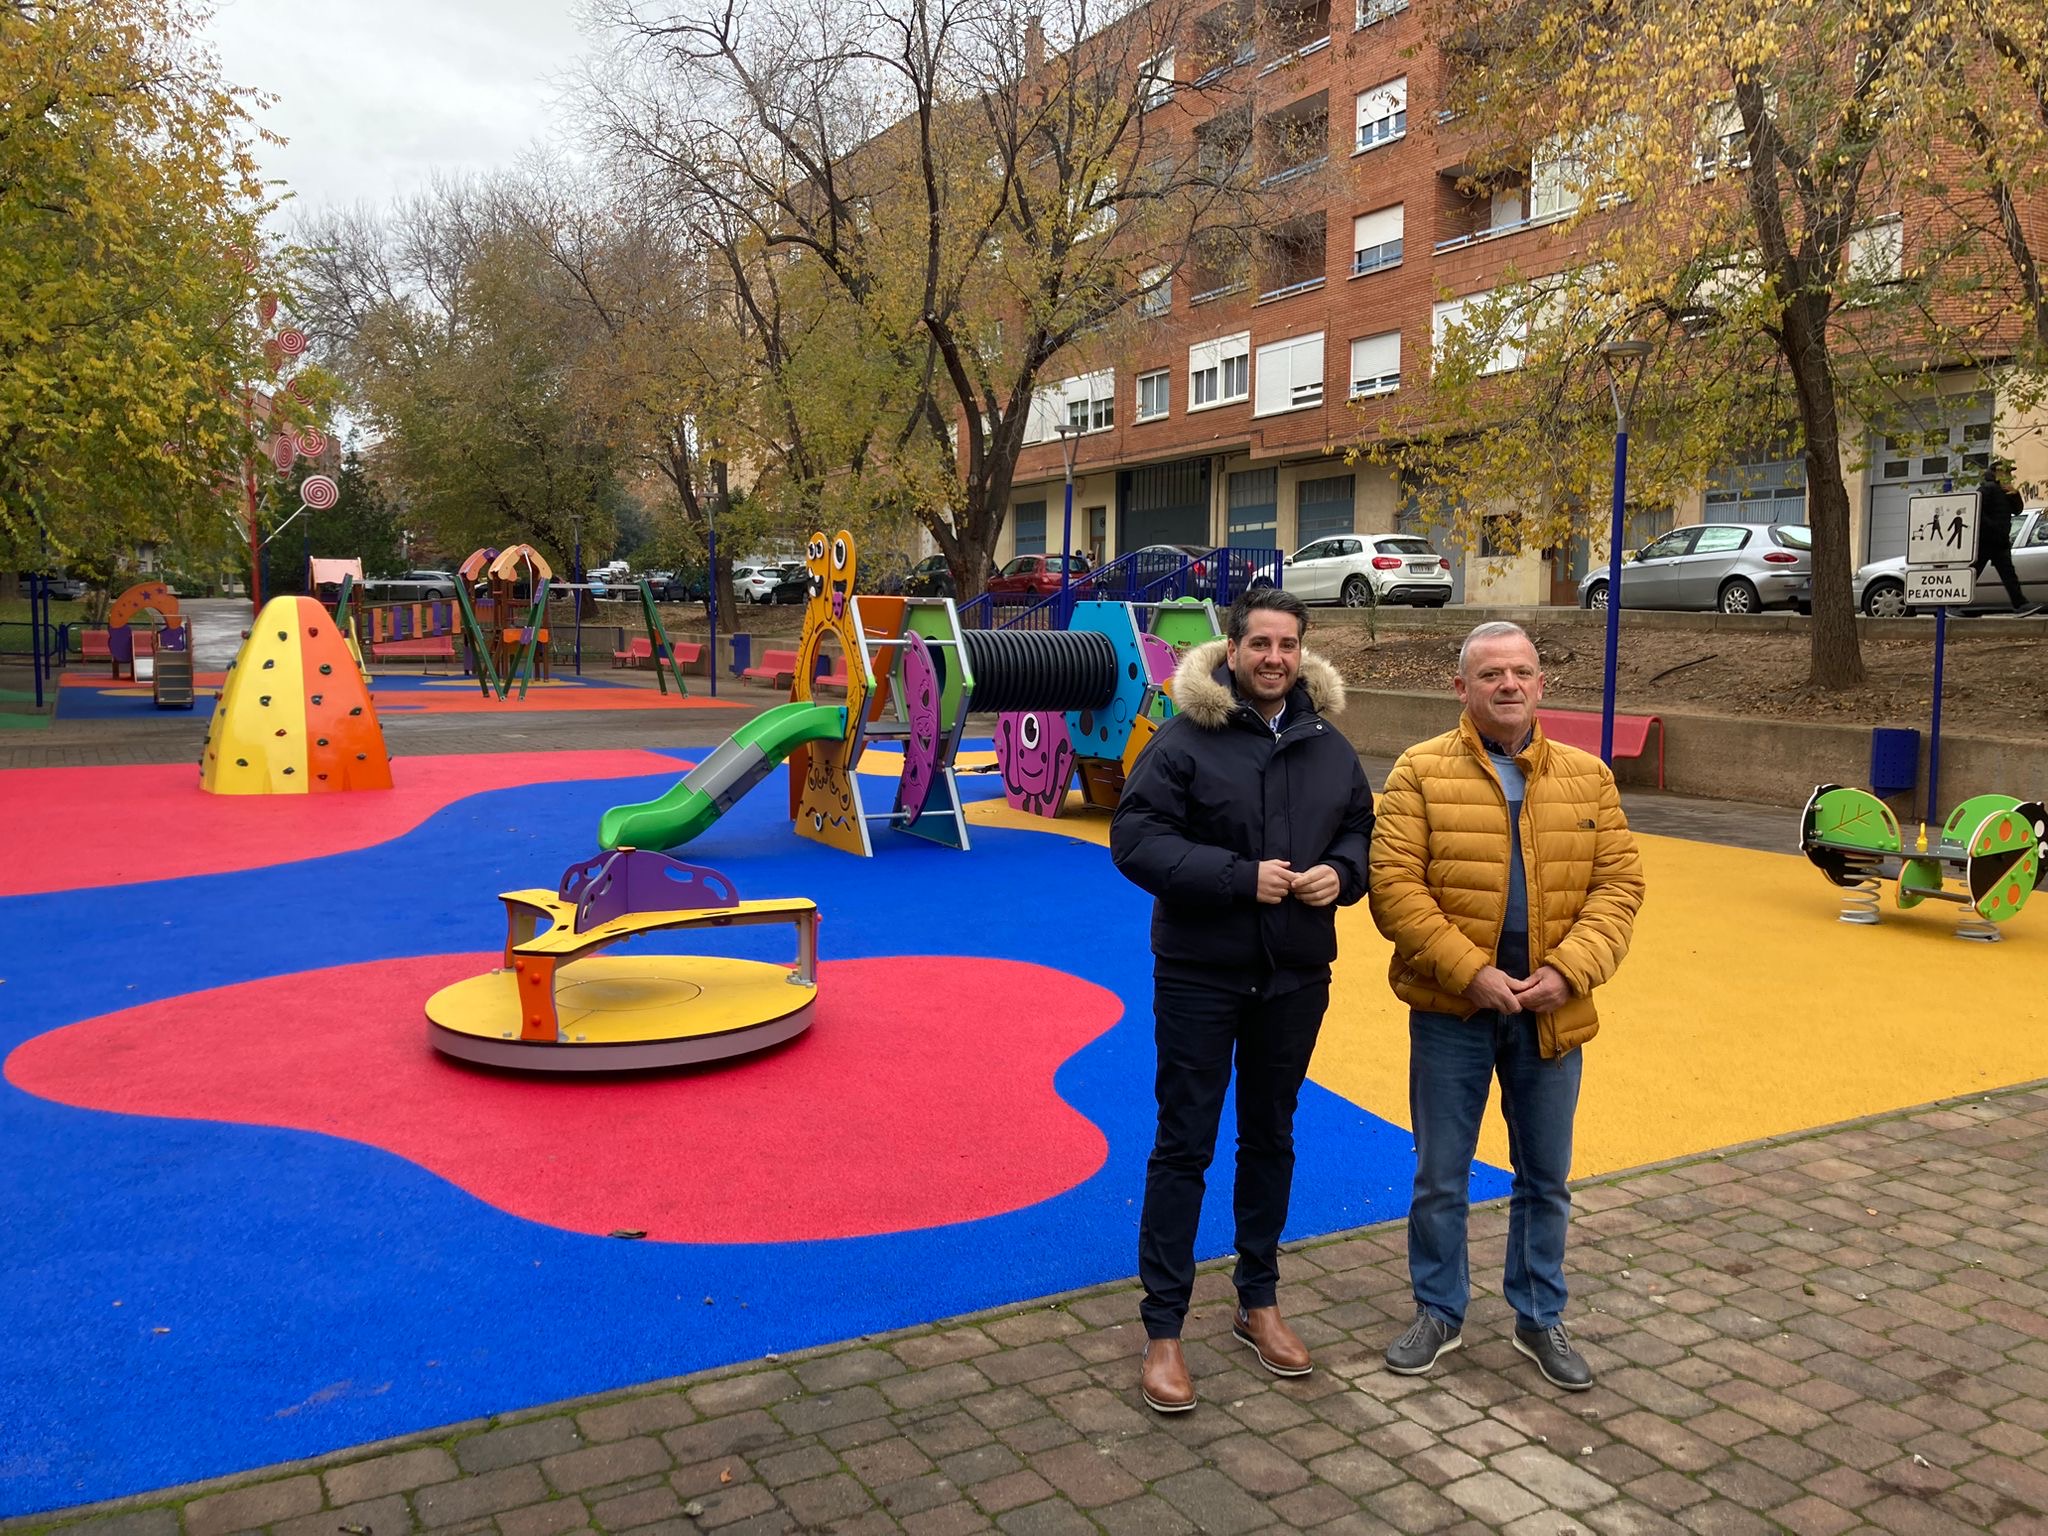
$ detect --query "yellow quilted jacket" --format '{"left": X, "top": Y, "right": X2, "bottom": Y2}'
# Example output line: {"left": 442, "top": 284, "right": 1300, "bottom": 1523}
{"left": 1368, "top": 716, "right": 1646, "bottom": 1057}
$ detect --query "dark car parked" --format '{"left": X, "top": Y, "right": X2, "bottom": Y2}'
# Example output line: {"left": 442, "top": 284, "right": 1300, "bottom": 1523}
{"left": 768, "top": 562, "right": 816, "bottom": 605}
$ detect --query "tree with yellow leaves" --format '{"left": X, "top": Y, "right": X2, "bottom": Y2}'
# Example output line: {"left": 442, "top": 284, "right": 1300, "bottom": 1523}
{"left": 1368, "top": 0, "right": 2048, "bottom": 688}
{"left": 1, "top": 0, "right": 280, "bottom": 577}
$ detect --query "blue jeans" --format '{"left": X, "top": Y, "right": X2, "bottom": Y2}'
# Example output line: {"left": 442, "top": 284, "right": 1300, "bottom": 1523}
{"left": 1407, "top": 1004, "right": 1582, "bottom": 1331}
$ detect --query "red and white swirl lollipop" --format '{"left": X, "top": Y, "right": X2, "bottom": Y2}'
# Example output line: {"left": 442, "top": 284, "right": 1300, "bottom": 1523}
{"left": 295, "top": 427, "right": 329, "bottom": 459}
{"left": 275, "top": 328, "right": 309, "bottom": 357}
{"left": 270, "top": 433, "right": 297, "bottom": 472}
{"left": 300, "top": 474, "right": 340, "bottom": 511}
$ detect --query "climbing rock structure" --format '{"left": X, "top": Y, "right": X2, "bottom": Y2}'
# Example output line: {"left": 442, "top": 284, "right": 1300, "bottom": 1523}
{"left": 201, "top": 596, "right": 393, "bottom": 795}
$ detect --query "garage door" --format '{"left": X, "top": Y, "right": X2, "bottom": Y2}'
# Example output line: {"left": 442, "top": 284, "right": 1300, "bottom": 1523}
{"left": 1865, "top": 403, "right": 1992, "bottom": 562}
{"left": 1118, "top": 459, "right": 1210, "bottom": 550}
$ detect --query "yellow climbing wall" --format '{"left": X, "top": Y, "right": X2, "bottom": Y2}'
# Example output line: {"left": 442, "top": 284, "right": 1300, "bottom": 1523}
{"left": 201, "top": 596, "right": 393, "bottom": 795}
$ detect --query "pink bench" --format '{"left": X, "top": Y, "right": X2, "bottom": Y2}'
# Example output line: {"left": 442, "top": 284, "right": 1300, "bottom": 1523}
{"left": 372, "top": 635, "right": 456, "bottom": 662}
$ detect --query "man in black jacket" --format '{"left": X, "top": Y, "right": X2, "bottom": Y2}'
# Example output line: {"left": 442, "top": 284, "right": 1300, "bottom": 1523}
{"left": 1110, "top": 587, "right": 1375, "bottom": 1414}
{"left": 1975, "top": 459, "right": 2034, "bottom": 614}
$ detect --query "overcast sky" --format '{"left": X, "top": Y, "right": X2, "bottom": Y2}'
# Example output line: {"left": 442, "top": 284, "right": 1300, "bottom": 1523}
{"left": 203, "top": 0, "right": 599, "bottom": 217}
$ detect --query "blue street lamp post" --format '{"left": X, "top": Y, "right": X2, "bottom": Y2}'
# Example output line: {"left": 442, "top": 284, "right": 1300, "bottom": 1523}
{"left": 1056, "top": 423, "right": 1080, "bottom": 626}
{"left": 1594, "top": 336, "right": 1653, "bottom": 765}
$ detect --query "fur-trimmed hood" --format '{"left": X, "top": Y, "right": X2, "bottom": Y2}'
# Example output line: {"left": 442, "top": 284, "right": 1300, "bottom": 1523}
{"left": 1170, "top": 638, "right": 1348, "bottom": 729}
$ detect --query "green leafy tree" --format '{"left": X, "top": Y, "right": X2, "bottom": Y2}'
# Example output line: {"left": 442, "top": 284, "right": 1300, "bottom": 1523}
{"left": 1, "top": 0, "right": 278, "bottom": 575}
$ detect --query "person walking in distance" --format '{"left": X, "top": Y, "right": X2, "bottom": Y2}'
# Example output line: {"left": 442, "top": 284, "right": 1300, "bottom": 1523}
{"left": 1975, "top": 459, "right": 2034, "bottom": 615}
{"left": 1371, "top": 622, "right": 1645, "bottom": 1391}
{"left": 1110, "top": 587, "right": 1375, "bottom": 1414}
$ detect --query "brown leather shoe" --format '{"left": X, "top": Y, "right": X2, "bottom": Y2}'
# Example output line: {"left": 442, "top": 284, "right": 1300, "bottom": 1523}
{"left": 1234, "top": 1304, "right": 1313, "bottom": 1377}
{"left": 1141, "top": 1338, "right": 1196, "bottom": 1413}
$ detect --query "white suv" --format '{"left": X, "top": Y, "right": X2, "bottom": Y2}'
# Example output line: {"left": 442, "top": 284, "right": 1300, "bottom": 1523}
{"left": 1285, "top": 534, "right": 1453, "bottom": 607}
{"left": 731, "top": 564, "right": 781, "bottom": 604}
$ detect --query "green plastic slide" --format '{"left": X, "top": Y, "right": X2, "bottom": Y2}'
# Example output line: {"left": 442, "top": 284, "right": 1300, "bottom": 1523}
{"left": 598, "top": 700, "right": 849, "bottom": 851}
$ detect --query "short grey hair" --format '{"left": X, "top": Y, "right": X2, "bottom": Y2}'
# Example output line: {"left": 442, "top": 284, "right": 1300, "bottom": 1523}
{"left": 1458, "top": 621, "right": 1535, "bottom": 674}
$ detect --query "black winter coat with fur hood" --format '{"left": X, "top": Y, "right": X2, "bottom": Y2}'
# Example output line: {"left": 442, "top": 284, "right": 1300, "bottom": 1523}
{"left": 1110, "top": 638, "right": 1375, "bottom": 990}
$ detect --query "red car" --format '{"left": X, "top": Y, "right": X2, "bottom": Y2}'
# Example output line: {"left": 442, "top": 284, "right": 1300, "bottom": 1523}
{"left": 986, "top": 553, "right": 1093, "bottom": 597}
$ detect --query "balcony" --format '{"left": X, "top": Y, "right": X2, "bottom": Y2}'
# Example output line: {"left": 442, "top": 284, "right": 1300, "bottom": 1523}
{"left": 1260, "top": 0, "right": 1330, "bottom": 63}
{"left": 1258, "top": 211, "right": 1327, "bottom": 301}
{"left": 1258, "top": 91, "right": 1329, "bottom": 188}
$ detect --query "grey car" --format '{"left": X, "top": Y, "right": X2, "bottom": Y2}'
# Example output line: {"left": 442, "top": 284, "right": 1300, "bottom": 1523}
{"left": 1855, "top": 506, "right": 2048, "bottom": 616}
{"left": 1578, "top": 522, "right": 1812, "bottom": 614}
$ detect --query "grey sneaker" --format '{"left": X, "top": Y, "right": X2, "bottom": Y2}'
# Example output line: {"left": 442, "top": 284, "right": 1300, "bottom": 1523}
{"left": 1513, "top": 1323, "right": 1594, "bottom": 1391}
{"left": 1384, "top": 1307, "right": 1462, "bottom": 1375}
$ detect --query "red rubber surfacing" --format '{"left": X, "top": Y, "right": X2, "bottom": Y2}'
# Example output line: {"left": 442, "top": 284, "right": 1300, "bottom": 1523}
{"left": 0, "top": 751, "right": 686, "bottom": 897}
{"left": 7, "top": 954, "right": 1118, "bottom": 1242}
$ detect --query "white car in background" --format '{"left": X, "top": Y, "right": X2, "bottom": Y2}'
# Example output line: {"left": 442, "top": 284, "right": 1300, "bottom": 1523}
{"left": 1855, "top": 506, "right": 2048, "bottom": 615}
{"left": 1284, "top": 534, "right": 1454, "bottom": 607}
{"left": 731, "top": 563, "right": 781, "bottom": 604}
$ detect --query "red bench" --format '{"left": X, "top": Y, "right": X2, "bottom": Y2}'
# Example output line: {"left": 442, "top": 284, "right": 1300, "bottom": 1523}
{"left": 372, "top": 635, "right": 457, "bottom": 663}
{"left": 1537, "top": 708, "right": 1664, "bottom": 788}
{"left": 740, "top": 648, "right": 801, "bottom": 689}
{"left": 80, "top": 629, "right": 119, "bottom": 676}
{"left": 613, "top": 636, "right": 653, "bottom": 668}
{"left": 672, "top": 641, "right": 705, "bottom": 670}
{"left": 814, "top": 656, "right": 851, "bottom": 691}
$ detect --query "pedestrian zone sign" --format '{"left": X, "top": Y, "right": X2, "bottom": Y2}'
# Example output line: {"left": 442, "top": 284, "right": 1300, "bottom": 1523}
{"left": 1907, "top": 492, "right": 1977, "bottom": 567}
{"left": 1904, "top": 566, "right": 1975, "bottom": 606}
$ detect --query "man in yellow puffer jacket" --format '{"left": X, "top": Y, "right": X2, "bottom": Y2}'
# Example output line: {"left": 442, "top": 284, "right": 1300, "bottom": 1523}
{"left": 1369, "top": 622, "right": 1645, "bottom": 1392}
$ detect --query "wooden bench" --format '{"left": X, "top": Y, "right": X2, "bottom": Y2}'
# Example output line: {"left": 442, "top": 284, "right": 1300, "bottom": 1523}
{"left": 613, "top": 636, "right": 653, "bottom": 668}
{"left": 1537, "top": 708, "right": 1664, "bottom": 788}
{"left": 372, "top": 635, "right": 457, "bottom": 663}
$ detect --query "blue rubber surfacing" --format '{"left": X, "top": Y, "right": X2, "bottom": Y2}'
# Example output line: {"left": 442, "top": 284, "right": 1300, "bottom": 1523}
{"left": 0, "top": 752, "right": 1503, "bottom": 1515}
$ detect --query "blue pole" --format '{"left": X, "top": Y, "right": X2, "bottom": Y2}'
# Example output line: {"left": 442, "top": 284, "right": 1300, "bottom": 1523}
{"left": 30, "top": 571, "right": 45, "bottom": 711}
{"left": 1927, "top": 603, "right": 1947, "bottom": 827}
{"left": 1599, "top": 426, "right": 1629, "bottom": 764}
{"left": 572, "top": 523, "right": 583, "bottom": 676}
{"left": 1059, "top": 470, "right": 1075, "bottom": 628}
{"left": 706, "top": 518, "right": 719, "bottom": 698}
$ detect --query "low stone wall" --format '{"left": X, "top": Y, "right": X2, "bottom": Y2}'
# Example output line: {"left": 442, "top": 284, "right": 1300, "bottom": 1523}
{"left": 1338, "top": 687, "right": 2048, "bottom": 811}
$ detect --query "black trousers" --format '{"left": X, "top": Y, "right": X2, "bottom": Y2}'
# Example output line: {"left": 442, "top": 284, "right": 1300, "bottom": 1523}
{"left": 1974, "top": 545, "right": 2027, "bottom": 609}
{"left": 1138, "top": 973, "right": 1329, "bottom": 1339}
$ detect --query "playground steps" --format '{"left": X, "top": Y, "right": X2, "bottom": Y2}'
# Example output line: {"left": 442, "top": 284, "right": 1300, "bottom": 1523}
{"left": 152, "top": 644, "right": 194, "bottom": 709}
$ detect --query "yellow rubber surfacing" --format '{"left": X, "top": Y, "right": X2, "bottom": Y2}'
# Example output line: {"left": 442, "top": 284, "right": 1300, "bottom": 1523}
{"left": 970, "top": 806, "right": 2048, "bottom": 1174}
{"left": 428, "top": 956, "right": 812, "bottom": 1045}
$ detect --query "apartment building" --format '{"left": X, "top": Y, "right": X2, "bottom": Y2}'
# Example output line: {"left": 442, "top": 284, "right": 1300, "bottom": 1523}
{"left": 991, "top": 0, "right": 2047, "bottom": 606}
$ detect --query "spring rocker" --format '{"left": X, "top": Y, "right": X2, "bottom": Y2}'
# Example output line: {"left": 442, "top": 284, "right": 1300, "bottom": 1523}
{"left": 1800, "top": 784, "right": 2046, "bottom": 940}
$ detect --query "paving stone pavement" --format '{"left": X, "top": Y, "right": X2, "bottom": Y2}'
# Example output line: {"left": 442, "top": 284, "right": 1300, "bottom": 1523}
{"left": 11, "top": 1086, "right": 2047, "bottom": 1536}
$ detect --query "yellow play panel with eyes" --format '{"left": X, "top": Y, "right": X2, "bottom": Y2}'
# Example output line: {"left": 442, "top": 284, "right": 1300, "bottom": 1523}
{"left": 985, "top": 810, "right": 2048, "bottom": 1174}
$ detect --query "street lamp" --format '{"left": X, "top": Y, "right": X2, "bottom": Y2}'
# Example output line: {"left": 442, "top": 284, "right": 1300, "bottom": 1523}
{"left": 1055, "top": 421, "right": 1081, "bottom": 625}
{"left": 570, "top": 511, "right": 583, "bottom": 676}
{"left": 1593, "top": 335, "right": 1654, "bottom": 766}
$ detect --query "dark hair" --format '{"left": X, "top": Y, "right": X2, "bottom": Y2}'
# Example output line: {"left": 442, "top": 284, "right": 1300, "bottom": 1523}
{"left": 1226, "top": 585, "right": 1309, "bottom": 642}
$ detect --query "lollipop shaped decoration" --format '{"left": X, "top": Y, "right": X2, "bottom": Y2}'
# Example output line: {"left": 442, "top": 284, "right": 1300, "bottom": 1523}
{"left": 300, "top": 474, "right": 340, "bottom": 511}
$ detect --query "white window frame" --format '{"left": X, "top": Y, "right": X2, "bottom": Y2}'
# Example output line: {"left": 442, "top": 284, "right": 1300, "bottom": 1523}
{"left": 1136, "top": 265, "right": 1173, "bottom": 318}
{"left": 1137, "top": 368, "right": 1171, "bottom": 421}
{"left": 1025, "top": 369, "right": 1117, "bottom": 443}
{"left": 1351, "top": 204, "right": 1404, "bottom": 277}
{"left": 1253, "top": 331, "right": 1326, "bottom": 417}
{"left": 1354, "top": 76, "right": 1407, "bottom": 154}
{"left": 1432, "top": 291, "right": 1522, "bottom": 376}
{"left": 1188, "top": 331, "right": 1251, "bottom": 411}
{"left": 1846, "top": 214, "right": 1904, "bottom": 289}
{"left": 1139, "top": 50, "right": 1176, "bottom": 111}
{"left": 1349, "top": 331, "right": 1401, "bottom": 398}
{"left": 1529, "top": 132, "right": 1585, "bottom": 222}
{"left": 1355, "top": 0, "right": 1407, "bottom": 27}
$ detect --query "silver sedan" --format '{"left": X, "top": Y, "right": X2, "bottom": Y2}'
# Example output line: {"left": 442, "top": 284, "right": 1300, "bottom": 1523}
{"left": 1578, "top": 522, "right": 1812, "bottom": 614}
{"left": 1855, "top": 507, "right": 2048, "bottom": 616}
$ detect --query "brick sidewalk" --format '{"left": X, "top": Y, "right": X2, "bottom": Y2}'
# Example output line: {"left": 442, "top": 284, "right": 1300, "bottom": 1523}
{"left": 13, "top": 1086, "right": 2047, "bottom": 1536}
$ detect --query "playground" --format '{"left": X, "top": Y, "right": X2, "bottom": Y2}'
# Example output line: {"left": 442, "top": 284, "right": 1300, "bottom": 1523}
{"left": 2, "top": 541, "right": 2046, "bottom": 1519}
